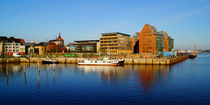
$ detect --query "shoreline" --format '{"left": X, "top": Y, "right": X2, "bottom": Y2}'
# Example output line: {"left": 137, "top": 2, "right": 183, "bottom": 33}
{"left": 0, "top": 55, "right": 189, "bottom": 65}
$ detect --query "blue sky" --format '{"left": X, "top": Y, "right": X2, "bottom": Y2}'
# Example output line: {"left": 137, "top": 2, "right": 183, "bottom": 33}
{"left": 0, "top": 0, "right": 210, "bottom": 50}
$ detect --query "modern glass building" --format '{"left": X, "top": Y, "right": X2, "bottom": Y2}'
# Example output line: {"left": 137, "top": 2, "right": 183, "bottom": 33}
{"left": 99, "top": 32, "right": 133, "bottom": 54}
{"left": 168, "top": 36, "right": 174, "bottom": 51}
{"left": 156, "top": 32, "right": 164, "bottom": 53}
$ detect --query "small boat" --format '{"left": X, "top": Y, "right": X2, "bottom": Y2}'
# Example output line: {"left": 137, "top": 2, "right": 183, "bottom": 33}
{"left": 42, "top": 59, "right": 59, "bottom": 64}
{"left": 189, "top": 53, "right": 197, "bottom": 59}
{"left": 189, "top": 45, "right": 197, "bottom": 59}
{"left": 78, "top": 58, "right": 125, "bottom": 66}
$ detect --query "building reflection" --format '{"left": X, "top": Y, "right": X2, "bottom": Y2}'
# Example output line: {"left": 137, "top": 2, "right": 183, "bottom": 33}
{"left": 24, "top": 64, "right": 27, "bottom": 84}
{"left": 0, "top": 63, "right": 171, "bottom": 91}
{"left": 0, "top": 64, "right": 24, "bottom": 85}
{"left": 135, "top": 65, "right": 171, "bottom": 91}
{"left": 0, "top": 63, "right": 58, "bottom": 86}
{"left": 77, "top": 66, "right": 131, "bottom": 84}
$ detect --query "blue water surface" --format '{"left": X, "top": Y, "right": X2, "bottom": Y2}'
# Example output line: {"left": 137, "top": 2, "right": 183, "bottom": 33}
{"left": 0, "top": 53, "right": 210, "bottom": 105}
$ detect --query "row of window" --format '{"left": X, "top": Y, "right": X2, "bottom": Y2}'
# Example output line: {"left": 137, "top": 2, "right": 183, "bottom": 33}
{"left": 5, "top": 43, "right": 20, "bottom": 45}
{"left": 143, "top": 34, "right": 152, "bottom": 36}
{"left": 100, "top": 37, "right": 118, "bottom": 40}
{"left": 143, "top": 50, "right": 152, "bottom": 53}
{"left": 143, "top": 31, "right": 151, "bottom": 34}
{"left": 100, "top": 41, "right": 118, "bottom": 43}
{"left": 101, "top": 44, "right": 118, "bottom": 46}
{"left": 101, "top": 47, "right": 132, "bottom": 50}
{"left": 5, "top": 46, "right": 19, "bottom": 48}
{"left": 5, "top": 50, "right": 19, "bottom": 52}
{"left": 143, "top": 41, "right": 152, "bottom": 43}
{"left": 100, "top": 41, "right": 132, "bottom": 44}
{"left": 143, "top": 47, "right": 152, "bottom": 49}
{"left": 143, "top": 37, "right": 152, "bottom": 39}
{"left": 143, "top": 44, "right": 152, "bottom": 46}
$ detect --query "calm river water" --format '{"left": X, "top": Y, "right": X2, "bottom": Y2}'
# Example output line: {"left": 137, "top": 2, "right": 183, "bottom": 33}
{"left": 0, "top": 53, "right": 210, "bottom": 104}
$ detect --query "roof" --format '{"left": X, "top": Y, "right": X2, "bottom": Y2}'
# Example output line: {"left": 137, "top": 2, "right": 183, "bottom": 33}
{"left": 56, "top": 33, "right": 63, "bottom": 41}
{"left": 0, "top": 36, "right": 24, "bottom": 44}
{"left": 25, "top": 42, "right": 37, "bottom": 46}
{"left": 74, "top": 40, "right": 99, "bottom": 43}
{"left": 36, "top": 42, "right": 49, "bottom": 46}
{"left": 146, "top": 24, "right": 158, "bottom": 34}
{"left": 101, "top": 32, "right": 130, "bottom": 36}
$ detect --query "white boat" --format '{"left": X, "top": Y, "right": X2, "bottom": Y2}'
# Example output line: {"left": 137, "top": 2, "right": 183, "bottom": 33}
{"left": 78, "top": 58, "right": 125, "bottom": 66}
{"left": 42, "top": 59, "right": 59, "bottom": 64}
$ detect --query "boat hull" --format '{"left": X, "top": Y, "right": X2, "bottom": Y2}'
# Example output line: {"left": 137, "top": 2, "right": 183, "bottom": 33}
{"left": 117, "top": 60, "right": 125, "bottom": 66}
{"left": 189, "top": 55, "right": 197, "bottom": 59}
{"left": 42, "top": 61, "right": 59, "bottom": 64}
{"left": 78, "top": 63, "right": 118, "bottom": 66}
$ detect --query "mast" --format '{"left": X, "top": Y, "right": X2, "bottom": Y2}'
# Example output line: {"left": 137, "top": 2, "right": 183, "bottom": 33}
{"left": 194, "top": 44, "right": 197, "bottom": 54}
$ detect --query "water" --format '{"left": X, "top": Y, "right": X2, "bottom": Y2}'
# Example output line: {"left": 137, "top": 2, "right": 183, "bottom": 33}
{"left": 0, "top": 53, "right": 210, "bottom": 104}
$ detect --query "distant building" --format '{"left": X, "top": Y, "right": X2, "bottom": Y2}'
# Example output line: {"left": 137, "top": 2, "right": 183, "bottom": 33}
{"left": 67, "top": 40, "right": 99, "bottom": 53}
{"left": 99, "top": 32, "right": 133, "bottom": 54}
{"left": 134, "top": 24, "right": 174, "bottom": 54}
{"left": 25, "top": 41, "right": 37, "bottom": 55}
{"left": 0, "top": 36, "right": 25, "bottom": 56}
{"left": 47, "top": 33, "right": 66, "bottom": 53}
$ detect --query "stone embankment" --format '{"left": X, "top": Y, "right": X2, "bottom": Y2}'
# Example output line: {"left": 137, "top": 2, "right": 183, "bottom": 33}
{"left": 0, "top": 55, "right": 189, "bottom": 65}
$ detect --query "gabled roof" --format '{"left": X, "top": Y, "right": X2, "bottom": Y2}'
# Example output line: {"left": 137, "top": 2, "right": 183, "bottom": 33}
{"left": 146, "top": 24, "right": 158, "bottom": 34}
{"left": 56, "top": 33, "right": 63, "bottom": 41}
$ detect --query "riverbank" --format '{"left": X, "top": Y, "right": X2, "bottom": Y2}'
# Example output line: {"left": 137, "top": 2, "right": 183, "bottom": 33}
{"left": 0, "top": 55, "right": 189, "bottom": 65}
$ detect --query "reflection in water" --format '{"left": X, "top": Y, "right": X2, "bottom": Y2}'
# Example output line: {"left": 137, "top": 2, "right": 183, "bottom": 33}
{"left": 136, "top": 65, "right": 171, "bottom": 91}
{"left": 1, "top": 54, "right": 210, "bottom": 105}
{"left": 0, "top": 64, "right": 24, "bottom": 85}
{"left": 6, "top": 65, "right": 8, "bottom": 85}
{"left": 53, "top": 64, "right": 55, "bottom": 84}
{"left": 77, "top": 65, "right": 171, "bottom": 89}
{"left": 0, "top": 63, "right": 171, "bottom": 91}
{"left": 24, "top": 64, "right": 27, "bottom": 84}
{"left": 77, "top": 66, "right": 131, "bottom": 84}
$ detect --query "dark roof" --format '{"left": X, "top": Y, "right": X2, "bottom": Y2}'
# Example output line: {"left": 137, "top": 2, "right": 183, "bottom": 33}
{"left": 36, "top": 42, "right": 49, "bottom": 46}
{"left": 25, "top": 42, "right": 37, "bottom": 46}
{"left": 74, "top": 40, "right": 99, "bottom": 43}
{"left": 101, "top": 32, "right": 130, "bottom": 36}
{"left": 0, "top": 36, "right": 23, "bottom": 43}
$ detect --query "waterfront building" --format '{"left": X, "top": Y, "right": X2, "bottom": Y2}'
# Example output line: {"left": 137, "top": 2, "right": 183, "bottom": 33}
{"left": 137, "top": 24, "right": 158, "bottom": 54}
{"left": 0, "top": 36, "right": 25, "bottom": 56}
{"left": 34, "top": 42, "right": 48, "bottom": 55}
{"left": 134, "top": 24, "right": 174, "bottom": 54}
{"left": 99, "top": 32, "right": 133, "bottom": 54}
{"left": 67, "top": 40, "right": 99, "bottom": 53}
{"left": 156, "top": 32, "right": 165, "bottom": 53}
{"left": 25, "top": 41, "right": 37, "bottom": 55}
{"left": 0, "top": 41, "right": 3, "bottom": 57}
{"left": 47, "top": 33, "right": 66, "bottom": 53}
{"left": 168, "top": 36, "right": 174, "bottom": 51}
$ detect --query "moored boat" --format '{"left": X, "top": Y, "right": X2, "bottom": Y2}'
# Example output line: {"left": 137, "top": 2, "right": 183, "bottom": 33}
{"left": 189, "top": 53, "right": 197, "bottom": 59}
{"left": 189, "top": 45, "right": 197, "bottom": 59}
{"left": 42, "top": 59, "right": 59, "bottom": 64}
{"left": 78, "top": 58, "right": 124, "bottom": 66}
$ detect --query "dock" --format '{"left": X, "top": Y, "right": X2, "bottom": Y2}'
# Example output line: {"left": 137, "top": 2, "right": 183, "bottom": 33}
{"left": 0, "top": 55, "right": 189, "bottom": 65}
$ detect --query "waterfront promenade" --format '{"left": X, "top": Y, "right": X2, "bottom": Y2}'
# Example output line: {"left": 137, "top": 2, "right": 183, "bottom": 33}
{"left": 0, "top": 55, "right": 189, "bottom": 65}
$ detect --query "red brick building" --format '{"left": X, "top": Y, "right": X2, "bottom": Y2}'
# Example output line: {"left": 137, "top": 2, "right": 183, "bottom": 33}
{"left": 137, "top": 24, "right": 158, "bottom": 54}
{"left": 133, "top": 24, "right": 174, "bottom": 55}
{"left": 47, "top": 33, "right": 66, "bottom": 53}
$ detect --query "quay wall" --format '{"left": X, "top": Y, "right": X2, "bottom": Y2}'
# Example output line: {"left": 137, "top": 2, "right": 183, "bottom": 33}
{"left": 0, "top": 55, "right": 189, "bottom": 65}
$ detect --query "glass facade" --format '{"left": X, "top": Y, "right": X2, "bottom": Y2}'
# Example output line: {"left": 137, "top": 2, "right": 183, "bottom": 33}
{"left": 156, "top": 33, "right": 164, "bottom": 53}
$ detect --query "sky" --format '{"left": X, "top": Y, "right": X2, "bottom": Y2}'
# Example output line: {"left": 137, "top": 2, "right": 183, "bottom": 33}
{"left": 0, "top": 0, "right": 210, "bottom": 50}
